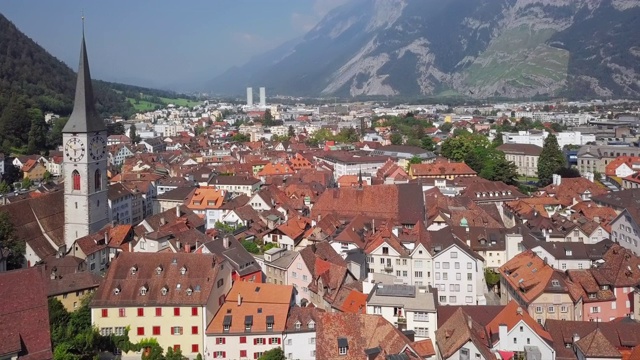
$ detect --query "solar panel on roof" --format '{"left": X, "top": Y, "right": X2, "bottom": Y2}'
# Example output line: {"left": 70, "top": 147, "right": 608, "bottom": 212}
{"left": 376, "top": 284, "right": 416, "bottom": 297}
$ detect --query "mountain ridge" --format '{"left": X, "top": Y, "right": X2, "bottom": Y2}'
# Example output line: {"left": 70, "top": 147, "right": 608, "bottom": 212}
{"left": 208, "top": 0, "right": 640, "bottom": 99}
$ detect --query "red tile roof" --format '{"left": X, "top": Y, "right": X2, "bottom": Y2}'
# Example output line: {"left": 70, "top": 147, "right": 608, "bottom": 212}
{"left": 316, "top": 312, "right": 419, "bottom": 360}
{"left": 0, "top": 267, "right": 53, "bottom": 360}
{"left": 410, "top": 162, "right": 476, "bottom": 177}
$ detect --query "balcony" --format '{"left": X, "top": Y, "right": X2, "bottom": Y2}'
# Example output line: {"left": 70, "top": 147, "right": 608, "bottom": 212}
{"left": 384, "top": 264, "right": 393, "bottom": 272}
{"left": 396, "top": 317, "right": 406, "bottom": 324}
{"left": 413, "top": 314, "right": 430, "bottom": 322}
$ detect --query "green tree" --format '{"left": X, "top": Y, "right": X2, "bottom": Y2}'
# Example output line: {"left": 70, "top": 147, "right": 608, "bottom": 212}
{"left": 195, "top": 354, "right": 203, "bottom": 360}
{"left": 485, "top": 269, "right": 500, "bottom": 287}
{"left": 537, "top": 134, "right": 567, "bottom": 186}
{"left": 141, "top": 342, "right": 165, "bottom": 360}
{"left": 43, "top": 170, "right": 53, "bottom": 183}
{"left": 440, "top": 133, "right": 489, "bottom": 162}
{"left": 49, "top": 298, "right": 71, "bottom": 348}
{"left": 259, "top": 347, "right": 286, "bottom": 360}
{"left": 480, "top": 152, "right": 519, "bottom": 186}
{"left": 0, "top": 181, "right": 10, "bottom": 195}
{"left": 288, "top": 125, "right": 295, "bottom": 137}
{"left": 129, "top": 124, "right": 141, "bottom": 144}
{"left": 263, "top": 242, "right": 278, "bottom": 252}
{"left": 420, "top": 136, "right": 436, "bottom": 151}
{"left": 21, "top": 177, "right": 33, "bottom": 189}
{"left": 231, "top": 133, "right": 250, "bottom": 142}
{"left": 263, "top": 109, "right": 274, "bottom": 126}
{"left": 389, "top": 133, "right": 403, "bottom": 145}
{"left": 439, "top": 122, "right": 453, "bottom": 133}
{"left": 242, "top": 240, "right": 260, "bottom": 254}
{"left": 165, "top": 346, "right": 184, "bottom": 360}
{"left": 550, "top": 122, "right": 565, "bottom": 132}
{"left": 27, "top": 111, "right": 48, "bottom": 154}
{"left": 406, "top": 155, "right": 422, "bottom": 171}
{"left": 492, "top": 132, "right": 504, "bottom": 148}
{"left": 2, "top": 165, "right": 22, "bottom": 187}
{"left": 0, "top": 212, "right": 21, "bottom": 269}
{"left": 336, "top": 127, "right": 359, "bottom": 143}
{"left": 48, "top": 117, "right": 69, "bottom": 149}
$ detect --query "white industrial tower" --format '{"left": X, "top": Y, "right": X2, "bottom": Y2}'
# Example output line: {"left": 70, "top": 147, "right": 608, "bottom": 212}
{"left": 259, "top": 87, "right": 266, "bottom": 107}
{"left": 246, "top": 87, "right": 253, "bottom": 107}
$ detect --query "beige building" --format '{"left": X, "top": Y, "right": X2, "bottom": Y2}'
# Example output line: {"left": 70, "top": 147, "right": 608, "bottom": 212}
{"left": 577, "top": 145, "right": 640, "bottom": 174}
{"left": 497, "top": 143, "right": 543, "bottom": 177}
{"left": 499, "top": 250, "right": 581, "bottom": 325}
{"left": 48, "top": 269, "right": 102, "bottom": 312}
{"left": 263, "top": 247, "right": 298, "bottom": 285}
{"left": 90, "top": 252, "right": 232, "bottom": 359}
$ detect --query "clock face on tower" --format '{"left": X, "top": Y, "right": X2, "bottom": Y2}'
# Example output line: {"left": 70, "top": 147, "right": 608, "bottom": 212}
{"left": 89, "top": 136, "right": 107, "bottom": 161}
{"left": 65, "top": 137, "right": 85, "bottom": 162}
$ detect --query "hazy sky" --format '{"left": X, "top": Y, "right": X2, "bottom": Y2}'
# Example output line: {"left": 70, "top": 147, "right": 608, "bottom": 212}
{"left": 0, "top": 0, "right": 350, "bottom": 90}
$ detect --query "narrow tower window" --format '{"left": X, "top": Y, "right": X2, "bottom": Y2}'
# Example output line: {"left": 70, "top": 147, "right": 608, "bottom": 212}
{"left": 95, "top": 169, "right": 101, "bottom": 191}
{"left": 72, "top": 170, "right": 81, "bottom": 190}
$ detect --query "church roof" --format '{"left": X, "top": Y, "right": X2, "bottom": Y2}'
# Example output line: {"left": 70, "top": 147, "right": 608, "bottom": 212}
{"left": 63, "top": 33, "right": 106, "bottom": 133}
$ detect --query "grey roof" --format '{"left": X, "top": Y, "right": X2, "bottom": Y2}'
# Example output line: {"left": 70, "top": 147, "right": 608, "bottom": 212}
{"left": 367, "top": 284, "right": 436, "bottom": 311}
{"left": 63, "top": 35, "right": 106, "bottom": 134}
{"left": 265, "top": 250, "right": 298, "bottom": 270}
{"left": 156, "top": 187, "right": 195, "bottom": 201}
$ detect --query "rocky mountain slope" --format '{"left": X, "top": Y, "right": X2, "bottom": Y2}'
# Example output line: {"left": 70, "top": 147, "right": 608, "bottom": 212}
{"left": 208, "top": 0, "right": 640, "bottom": 99}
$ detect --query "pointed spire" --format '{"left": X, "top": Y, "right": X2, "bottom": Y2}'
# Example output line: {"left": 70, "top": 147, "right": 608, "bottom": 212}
{"left": 357, "top": 167, "right": 363, "bottom": 189}
{"left": 63, "top": 22, "right": 106, "bottom": 133}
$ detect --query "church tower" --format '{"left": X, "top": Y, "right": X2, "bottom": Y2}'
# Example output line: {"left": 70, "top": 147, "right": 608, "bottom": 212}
{"left": 63, "top": 28, "right": 109, "bottom": 249}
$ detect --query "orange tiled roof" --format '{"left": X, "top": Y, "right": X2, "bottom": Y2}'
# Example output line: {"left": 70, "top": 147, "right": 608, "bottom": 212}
{"left": 185, "top": 186, "right": 225, "bottom": 210}
{"left": 257, "top": 162, "right": 295, "bottom": 177}
{"left": 410, "top": 162, "right": 476, "bottom": 177}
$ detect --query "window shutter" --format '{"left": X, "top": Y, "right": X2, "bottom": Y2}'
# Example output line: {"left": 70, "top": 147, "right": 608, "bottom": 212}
{"left": 222, "top": 338, "right": 226, "bottom": 345}
{"left": 253, "top": 338, "right": 257, "bottom": 345}
{"left": 278, "top": 338, "right": 281, "bottom": 344}
{"left": 263, "top": 337, "right": 266, "bottom": 344}
{"left": 222, "top": 352, "right": 226, "bottom": 358}
{"left": 254, "top": 353, "right": 258, "bottom": 359}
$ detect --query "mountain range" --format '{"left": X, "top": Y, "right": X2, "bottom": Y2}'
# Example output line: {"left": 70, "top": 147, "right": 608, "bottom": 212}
{"left": 207, "top": 0, "right": 640, "bottom": 100}
{"left": 0, "top": 13, "right": 189, "bottom": 120}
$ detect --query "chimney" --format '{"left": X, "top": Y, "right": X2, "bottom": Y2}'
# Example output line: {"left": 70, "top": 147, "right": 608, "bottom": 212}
{"left": 50, "top": 267, "right": 57, "bottom": 280}
{"left": 467, "top": 316, "right": 473, "bottom": 330}
{"left": 176, "top": 205, "right": 181, "bottom": 218}
{"left": 160, "top": 217, "right": 166, "bottom": 226}
{"left": 223, "top": 236, "right": 230, "bottom": 249}
{"left": 237, "top": 293, "right": 242, "bottom": 306}
{"left": 516, "top": 307, "right": 523, "bottom": 315}
{"left": 573, "top": 333, "right": 580, "bottom": 344}
{"left": 499, "top": 324, "right": 508, "bottom": 342}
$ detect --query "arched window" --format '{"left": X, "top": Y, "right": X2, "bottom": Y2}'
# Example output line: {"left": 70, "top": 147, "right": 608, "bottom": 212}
{"left": 72, "top": 170, "right": 81, "bottom": 191}
{"left": 94, "top": 169, "right": 102, "bottom": 191}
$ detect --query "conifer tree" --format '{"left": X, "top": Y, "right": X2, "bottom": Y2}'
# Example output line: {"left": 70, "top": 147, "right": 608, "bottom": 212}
{"left": 538, "top": 133, "right": 567, "bottom": 186}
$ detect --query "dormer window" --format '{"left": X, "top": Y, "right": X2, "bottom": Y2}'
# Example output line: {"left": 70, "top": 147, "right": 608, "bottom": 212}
{"left": 566, "top": 250, "right": 573, "bottom": 256}
{"left": 338, "top": 338, "right": 348, "bottom": 356}
{"left": 156, "top": 265, "right": 163, "bottom": 275}
{"left": 180, "top": 266, "right": 187, "bottom": 275}
{"left": 308, "top": 321, "right": 315, "bottom": 329}
{"left": 295, "top": 321, "right": 301, "bottom": 330}
{"left": 266, "top": 315, "right": 274, "bottom": 331}
{"left": 161, "top": 286, "right": 168, "bottom": 296}
{"left": 140, "top": 286, "right": 148, "bottom": 295}
{"left": 588, "top": 293, "right": 597, "bottom": 299}
{"left": 186, "top": 287, "right": 193, "bottom": 296}
{"left": 551, "top": 280, "right": 560, "bottom": 287}
{"left": 113, "top": 286, "right": 121, "bottom": 295}
{"left": 600, "top": 285, "right": 609, "bottom": 291}
{"left": 130, "top": 266, "right": 138, "bottom": 275}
